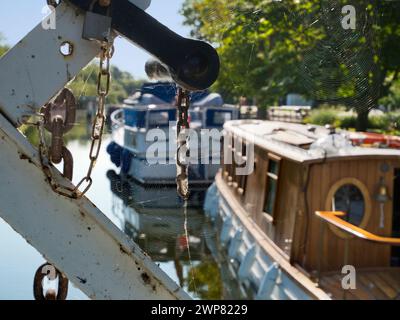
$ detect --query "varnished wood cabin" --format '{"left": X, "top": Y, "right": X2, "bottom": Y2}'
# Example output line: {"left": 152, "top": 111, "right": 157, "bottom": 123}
{"left": 216, "top": 120, "right": 400, "bottom": 300}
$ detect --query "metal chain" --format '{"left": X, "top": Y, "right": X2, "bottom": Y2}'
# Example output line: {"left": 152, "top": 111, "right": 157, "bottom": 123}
{"left": 38, "top": 115, "right": 77, "bottom": 198}
{"left": 46, "top": 0, "right": 60, "bottom": 8}
{"left": 33, "top": 263, "right": 68, "bottom": 300}
{"left": 74, "top": 43, "right": 113, "bottom": 198}
{"left": 176, "top": 88, "right": 191, "bottom": 200}
{"left": 38, "top": 43, "right": 114, "bottom": 199}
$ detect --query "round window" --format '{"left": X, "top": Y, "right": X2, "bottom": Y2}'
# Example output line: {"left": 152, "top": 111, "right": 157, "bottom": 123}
{"left": 332, "top": 184, "right": 365, "bottom": 226}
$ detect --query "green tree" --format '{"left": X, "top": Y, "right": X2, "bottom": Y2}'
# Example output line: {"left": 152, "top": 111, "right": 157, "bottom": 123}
{"left": 67, "top": 63, "right": 144, "bottom": 105}
{"left": 185, "top": 260, "right": 222, "bottom": 300}
{"left": 380, "top": 79, "right": 400, "bottom": 111}
{"left": 181, "top": 0, "right": 400, "bottom": 130}
{"left": 0, "top": 33, "right": 9, "bottom": 57}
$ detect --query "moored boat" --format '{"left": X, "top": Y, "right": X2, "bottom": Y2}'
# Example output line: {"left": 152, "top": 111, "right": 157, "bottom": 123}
{"left": 348, "top": 131, "right": 400, "bottom": 149}
{"left": 107, "top": 82, "right": 238, "bottom": 186}
{"left": 205, "top": 119, "right": 400, "bottom": 300}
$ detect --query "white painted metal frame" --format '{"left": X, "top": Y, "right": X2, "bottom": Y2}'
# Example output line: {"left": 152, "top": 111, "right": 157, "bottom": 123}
{"left": 0, "top": 0, "right": 191, "bottom": 300}
{"left": 0, "top": 114, "right": 190, "bottom": 300}
{"left": 0, "top": 0, "right": 151, "bottom": 126}
{"left": 0, "top": 1, "right": 102, "bottom": 125}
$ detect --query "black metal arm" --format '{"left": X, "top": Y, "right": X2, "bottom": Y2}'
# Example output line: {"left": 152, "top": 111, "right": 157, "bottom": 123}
{"left": 67, "top": 0, "right": 220, "bottom": 91}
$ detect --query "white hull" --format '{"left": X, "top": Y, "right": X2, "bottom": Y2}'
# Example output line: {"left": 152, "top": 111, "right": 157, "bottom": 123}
{"left": 109, "top": 112, "right": 223, "bottom": 185}
{"left": 204, "top": 177, "right": 331, "bottom": 300}
{"left": 127, "top": 157, "right": 219, "bottom": 185}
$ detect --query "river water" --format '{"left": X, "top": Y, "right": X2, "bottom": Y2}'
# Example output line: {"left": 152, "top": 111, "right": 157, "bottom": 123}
{"left": 0, "top": 123, "right": 245, "bottom": 300}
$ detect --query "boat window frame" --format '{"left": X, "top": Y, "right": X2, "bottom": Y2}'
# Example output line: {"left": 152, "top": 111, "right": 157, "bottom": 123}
{"left": 146, "top": 108, "right": 175, "bottom": 129}
{"left": 324, "top": 177, "right": 372, "bottom": 239}
{"left": 231, "top": 135, "right": 242, "bottom": 189}
{"left": 237, "top": 138, "right": 248, "bottom": 196}
{"left": 205, "top": 108, "right": 234, "bottom": 128}
{"left": 224, "top": 133, "right": 235, "bottom": 186}
{"left": 263, "top": 153, "right": 282, "bottom": 223}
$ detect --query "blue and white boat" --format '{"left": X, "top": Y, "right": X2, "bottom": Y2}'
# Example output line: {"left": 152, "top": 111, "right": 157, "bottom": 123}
{"left": 107, "top": 82, "right": 238, "bottom": 186}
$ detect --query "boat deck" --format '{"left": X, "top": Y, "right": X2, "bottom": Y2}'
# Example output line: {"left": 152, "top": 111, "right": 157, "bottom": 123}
{"left": 224, "top": 120, "right": 400, "bottom": 164}
{"left": 319, "top": 268, "right": 400, "bottom": 300}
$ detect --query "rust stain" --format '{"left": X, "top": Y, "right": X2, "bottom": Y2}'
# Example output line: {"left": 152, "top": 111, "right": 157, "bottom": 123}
{"left": 77, "top": 277, "right": 87, "bottom": 284}
{"left": 141, "top": 273, "right": 151, "bottom": 286}
{"left": 66, "top": 63, "right": 72, "bottom": 81}
{"left": 19, "top": 153, "right": 34, "bottom": 164}
{"left": 119, "top": 245, "right": 130, "bottom": 255}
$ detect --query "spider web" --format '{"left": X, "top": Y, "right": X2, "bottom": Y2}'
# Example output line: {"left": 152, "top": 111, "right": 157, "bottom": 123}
{"left": 194, "top": 0, "right": 384, "bottom": 115}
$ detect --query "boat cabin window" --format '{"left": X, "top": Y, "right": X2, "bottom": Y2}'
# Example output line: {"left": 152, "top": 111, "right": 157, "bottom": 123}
{"left": 189, "top": 110, "right": 202, "bottom": 122}
{"left": 332, "top": 184, "right": 365, "bottom": 226}
{"left": 230, "top": 136, "right": 240, "bottom": 188}
{"left": 224, "top": 134, "right": 235, "bottom": 183}
{"left": 263, "top": 156, "right": 281, "bottom": 220}
{"left": 236, "top": 139, "right": 248, "bottom": 195}
{"left": 124, "top": 109, "right": 146, "bottom": 128}
{"left": 148, "top": 110, "right": 175, "bottom": 128}
{"left": 206, "top": 110, "right": 233, "bottom": 127}
{"left": 392, "top": 169, "right": 400, "bottom": 266}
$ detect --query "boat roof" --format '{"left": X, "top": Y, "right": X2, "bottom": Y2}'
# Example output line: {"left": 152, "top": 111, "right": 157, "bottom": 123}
{"left": 124, "top": 82, "right": 211, "bottom": 105}
{"left": 121, "top": 103, "right": 175, "bottom": 111}
{"left": 224, "top": 120, "right": 400, "bottom": 163}
{"left": 121, "top": 103, "right": 237, "bottom": 112}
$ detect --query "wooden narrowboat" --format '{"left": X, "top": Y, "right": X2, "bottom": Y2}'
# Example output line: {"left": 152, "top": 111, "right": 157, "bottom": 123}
{"left": 205, "top": 119, "right": 400, "bottom": 300}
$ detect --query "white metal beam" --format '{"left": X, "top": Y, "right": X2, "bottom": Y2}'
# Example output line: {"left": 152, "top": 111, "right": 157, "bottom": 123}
{"left": 0, "top": 114, "right": 191, "bottom": 300}
{"left": 0, "top": 0, "right": 153, "bottom": 127}
{"left": 0, "top": 1, "right": 102, "bottom": 126}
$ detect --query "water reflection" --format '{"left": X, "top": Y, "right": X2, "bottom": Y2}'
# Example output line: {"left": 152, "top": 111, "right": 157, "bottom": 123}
{"left": 106, "top": 170, "right": 244, "bottom": 300}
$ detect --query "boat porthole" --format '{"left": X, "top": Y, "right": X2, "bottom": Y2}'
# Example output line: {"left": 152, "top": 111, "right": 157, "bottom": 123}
{"left": 324, "top": 177, "right": 372, "bottom": 239}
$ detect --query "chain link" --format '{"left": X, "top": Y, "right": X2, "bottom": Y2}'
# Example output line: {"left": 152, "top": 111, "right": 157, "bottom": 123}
{"left": 38, "top": 43, "right": 114, "bottom": 199}
{"left": 33, "top": 263, "right": 68, "bottom": 300}
{"left": 46, "top": 0, "right": 60, "bottom": 8}
{"left": 176, "top": 88, "right": 191, "bottom": 200}
{"left": 74, "top": 43, "right": 113, "bottom": 198}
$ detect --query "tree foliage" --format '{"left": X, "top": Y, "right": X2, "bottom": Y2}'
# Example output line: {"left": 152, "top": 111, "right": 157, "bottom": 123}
{"left": 185, "top": 260, "right": 222, "bottom": 300}
{"left": 181, "top": 0, "right": 400, "bottom": 130}
{"left": 380, "top": 79, "right": 400, "bottom": 111}
{"left": 0, "top": 33, "right": 9, "bottom": 57}
{"left": 68, "top": 63, "right": 144, "bottom": 105}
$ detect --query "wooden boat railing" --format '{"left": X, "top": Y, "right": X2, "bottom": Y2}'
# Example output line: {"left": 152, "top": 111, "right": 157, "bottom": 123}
{"left": 315, "top": 211, "right": 400, "bottom": 299}
{"left": 315, "top": 211, "right": 400, "bottom": 246}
